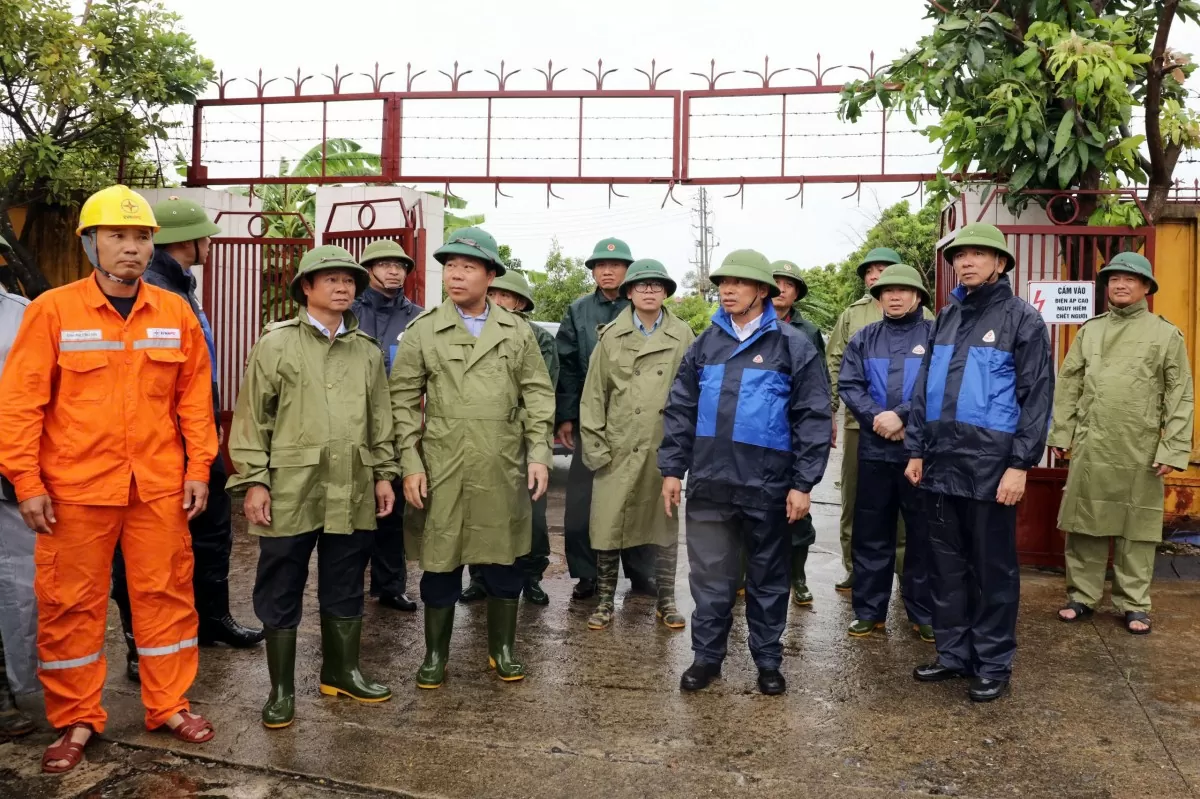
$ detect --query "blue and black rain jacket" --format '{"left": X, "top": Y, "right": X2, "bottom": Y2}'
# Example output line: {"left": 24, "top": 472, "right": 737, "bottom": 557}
{"left": 658, "top": 302, "right": 832, "bottom": 510}
{"left": 905, "top": 275, "right": 1054, "bottom": 501}
{"left": 838, "top": 308, "right": 933, "bottom": 464}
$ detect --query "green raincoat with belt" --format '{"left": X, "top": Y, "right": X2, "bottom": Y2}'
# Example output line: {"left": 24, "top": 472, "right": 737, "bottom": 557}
{"left": 579, "top": 307, "right": 695, "bottom": 549}
{"left": 1048, "top": 300, "right": 1195, "bottom": 541}
{"left": 226, "top": 312, "right": 398, "bottom": 536}
{"left": 390, "top": 301, "right": 555, "bottom": 570}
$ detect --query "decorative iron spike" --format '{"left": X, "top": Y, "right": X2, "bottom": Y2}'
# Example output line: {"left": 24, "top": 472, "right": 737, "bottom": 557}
{"left": 607, "top": 182, "right": 628, "bottom": 209}
{"left": 322, "top": 65, "right": 348, "bottom": 95}
{"left": 583, "top": 59, "right": 618, "bottom": 90}
{"left": 724, "top": 182, "right": 746, "bottom": 210}
{"left": 251, "top": 68, "right": 277, "bottom": 98}
{"left": 438, "top": 61, "right": 474, "bottom": 91}
{"left": 660, "top": 182, "right": 684, "bottom": 209}
{"left": 535, "top": 60, "right": 568, "bottom": 90}
{"left": 690, "top": 59, "right": 734, "bottom": 90}
{"left": 285, "top": 68, "right": 312, "bottom": 97}
{"left": 840, "top": 179, "right": 863, "bottom": 205}
{"left": 361, "top": 63, "right": 395, "bottom": 93}
{"left": 214, "top": 70, "right": 240, "bottom": 100}
{"left": 743, "top": 56, "right": 788, "bottom": 89}
{"left": 485, "top": 60, "right": 521, "bottom": 91}
{"left": 406, "top": 63, "right": 427, "bottom": 91}
{"left": 796, "top": 53, "right": 844, "bottom": 86}
{"left": 635, "top": 59, "right": 673, "bottom": 90}
{"left": 785, "top": 181, "right": 805, "bottom": 208}
{"left": 546, "top": 183, "right": 564, "bottom": 208}
{"left": 494, "top": 182, "right": 513, "bottom": 205}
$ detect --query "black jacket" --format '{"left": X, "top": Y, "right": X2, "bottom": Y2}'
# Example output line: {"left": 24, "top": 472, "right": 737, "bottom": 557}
{"left": 905, "top": 275, "right": 1054, "bottom": 500}
{"left": 351, "top": 286, "right": 423, "bottom": 374}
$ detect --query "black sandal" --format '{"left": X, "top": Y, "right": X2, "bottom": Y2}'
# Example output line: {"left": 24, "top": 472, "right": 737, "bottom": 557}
{"left": 1057, "top": 601, "right": 1094, "bottom": 623}
{"left": 1124, "top": 611, "right": 1152, "bottom": 636}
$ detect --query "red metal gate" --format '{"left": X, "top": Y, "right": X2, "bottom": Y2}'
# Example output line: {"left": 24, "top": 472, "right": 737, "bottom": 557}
{"left": 201, "top": 211, "right": 313, "bottom": 419}
{"left": 322, "top": 196, "right": 428, "bottom": 307}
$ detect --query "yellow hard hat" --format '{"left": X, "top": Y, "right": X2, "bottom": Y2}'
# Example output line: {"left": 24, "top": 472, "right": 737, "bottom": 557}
{"left": 75, "top": 185, "right": 159, "bottom": 235}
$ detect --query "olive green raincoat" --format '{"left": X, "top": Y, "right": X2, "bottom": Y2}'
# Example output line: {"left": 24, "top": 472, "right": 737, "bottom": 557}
{"left": 1049, "top": 300, "right": 1195, "bottom": 541}
{"left": 226, "top": 312, "right": 398, "bottom": 536}
{"left": 579, "top": 307, "right": 695, "bottom": 549}
{"left": 827, "top": 293, "right": 933, "bottom": 428}
{"left": 391, "top": 300, "right": 555, "bottom": 570}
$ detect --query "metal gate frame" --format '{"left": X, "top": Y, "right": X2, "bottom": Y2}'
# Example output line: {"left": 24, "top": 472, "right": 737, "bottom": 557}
{"left": 322, "top": 196, "right": 428, "bottom": 307}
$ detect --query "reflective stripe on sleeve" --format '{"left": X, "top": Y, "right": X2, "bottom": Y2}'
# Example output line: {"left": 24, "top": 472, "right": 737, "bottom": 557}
{"left": 59, "top": 341, "right": 124, "bottom": 352}
{"left": 39, "top": 649, "right": 103, "bottom": 670}
{"left": 133, "top": 339, "right": 181, "bottom": 350}
{"left": 136, "top": 637, "right": 198, "bottom": 657}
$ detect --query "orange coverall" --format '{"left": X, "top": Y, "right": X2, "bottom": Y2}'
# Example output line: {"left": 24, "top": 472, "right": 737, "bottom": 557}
{"left": 0, "top": 274, "right": 217, "bottom": 732}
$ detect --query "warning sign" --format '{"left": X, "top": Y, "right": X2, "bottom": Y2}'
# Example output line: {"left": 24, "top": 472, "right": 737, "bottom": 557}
{"left": 1027, "top": 281, "right": 1095, "bottom": 324}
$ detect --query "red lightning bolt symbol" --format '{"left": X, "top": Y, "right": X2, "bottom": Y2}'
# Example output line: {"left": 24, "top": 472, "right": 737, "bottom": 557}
{"left": 1032, "top": 289, "right": 1045, "bottom": 313}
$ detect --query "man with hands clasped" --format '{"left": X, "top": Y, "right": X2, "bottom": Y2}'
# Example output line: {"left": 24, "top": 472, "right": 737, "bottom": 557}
{"left": 904, "top": 224, "right": 1053, "bottom": 703}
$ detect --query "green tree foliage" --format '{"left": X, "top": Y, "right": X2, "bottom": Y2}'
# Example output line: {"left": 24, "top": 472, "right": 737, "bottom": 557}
{"left": 839, "top": 1, "right": 1200, "bottom": 225}
{"left": 0, "top": 0, "right": 213, "bottom": 295}
{"left": 670, "top": 293, "right": 715, "bottom": 334}
{"left": 529, "top": 240, "right": 593, "bottom": 323}
{"left": 798, "top": 199, "right": 940, "bottom": 330}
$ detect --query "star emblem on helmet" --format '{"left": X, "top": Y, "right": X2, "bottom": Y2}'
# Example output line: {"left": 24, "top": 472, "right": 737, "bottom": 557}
{"left": 121, "top": 199, "right": 138, "bottom": 214}
{"left": 607, "top": 243, "right": 616, "bottom": 251}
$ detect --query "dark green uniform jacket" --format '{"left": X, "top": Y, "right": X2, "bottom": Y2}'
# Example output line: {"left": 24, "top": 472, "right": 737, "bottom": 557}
{"left": 555, "top": 289, "right": 629, "bottom": 425}
{"left": 226, "top": 311, "right": 398, "bottom": 536}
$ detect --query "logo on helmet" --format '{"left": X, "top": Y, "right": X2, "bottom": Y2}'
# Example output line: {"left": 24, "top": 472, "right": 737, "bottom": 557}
{"left": 120, "top": 199, "right": 139, "bottom": 214}
{"left": 607, "top": 243, "right": 616, "bottom": 251}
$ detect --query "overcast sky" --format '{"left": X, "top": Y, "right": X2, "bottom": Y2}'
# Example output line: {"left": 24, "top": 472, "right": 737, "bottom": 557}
{"left": 159, "top": 0, "right": 1200, "bottom": 280}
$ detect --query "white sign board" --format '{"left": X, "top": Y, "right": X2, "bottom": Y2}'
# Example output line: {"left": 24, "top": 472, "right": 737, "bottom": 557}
{"left": 1027, "top": 281, "right": 1095, "bottom": 324}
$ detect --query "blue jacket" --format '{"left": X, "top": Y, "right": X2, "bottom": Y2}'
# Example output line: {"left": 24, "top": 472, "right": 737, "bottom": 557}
{"left": 658, "top": 302, "right": 832, "bottom": 509}
{"left": 838, "top": 308, "right": 932, "bottom": 464}
{"left": 906, "top": 275, "right": 1054, "bottom": 501}
{"left": 351, "top": 286, "right": 423, "bottom": 374}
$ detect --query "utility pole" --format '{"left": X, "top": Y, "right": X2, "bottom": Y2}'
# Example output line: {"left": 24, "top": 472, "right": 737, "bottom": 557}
{"left": 690, "top": 188, "right": 717, "bottom": 299}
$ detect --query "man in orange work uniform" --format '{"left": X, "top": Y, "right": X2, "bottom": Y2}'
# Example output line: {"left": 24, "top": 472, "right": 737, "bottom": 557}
{"left": 0, "top": 185, "right": 219, "bottom": 773}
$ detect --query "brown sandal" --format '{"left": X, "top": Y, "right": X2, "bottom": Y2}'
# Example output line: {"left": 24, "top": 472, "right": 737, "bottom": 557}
{"left": 42, "top": 723, "right": 93, "bottom": 774}
{"left": 163, "top": 711, "right": 214, "bottom": 744}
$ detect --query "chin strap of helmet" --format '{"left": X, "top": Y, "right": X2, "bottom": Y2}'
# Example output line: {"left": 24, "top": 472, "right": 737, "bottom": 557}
{"left": 82, "top": 229, "right": 139, "bottom": 286}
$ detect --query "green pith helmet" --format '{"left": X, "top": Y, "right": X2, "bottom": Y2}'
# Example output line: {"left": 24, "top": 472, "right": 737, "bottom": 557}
{"left": 944, "top": 223, "right": 1016, "bottom": 272}
{"left": 489, "top": 268, "right": 536, "bottom": 312}
{"left": 620, "top": 258, "right": 677, "bottom": 298}
{"left": 857, "top": 247, "right": 903, "bottom": 278}
{"left": 869, "top": 263, "right": 930, "bottom": 305}
{"left": 433, "top": 226, "right": 504, "bottom": 275}
{"left": 710, "top": 249, "right": 781, "bottom": 298}
{"left": 289, "top": 245, "right": 369, "bottom": 305}
{"left": 360, "top": 239, "right": 415, "bottom": 271}
{"left": 585, "top": 237, "right": 634, "bottom": 268}
{"left": 151, "top": 196, "right": 222, "bottom": 245}
{"left": 770, "top": 260, "right": 808, "bottom": 301}
{"left": 1099, "top": 251, "right": 1157, "bottom": 295}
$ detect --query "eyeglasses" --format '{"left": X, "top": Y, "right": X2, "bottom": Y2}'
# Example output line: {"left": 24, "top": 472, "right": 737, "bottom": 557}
{"left": 632, "top": 280, "right": 666, "bottom": 293}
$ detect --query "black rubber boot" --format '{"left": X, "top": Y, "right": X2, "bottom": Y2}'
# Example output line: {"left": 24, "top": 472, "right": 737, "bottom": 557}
{"left": 0, "top": 641, "right": 33, "bottom": 740}
{"left": 318, "top": 616, "right": 391, "bottom": 703}
{"left": 261, "top": 627, "right": 296, "bottom": 729}
{"left": 416, "top": 605, "right": 455, "bottom": 689}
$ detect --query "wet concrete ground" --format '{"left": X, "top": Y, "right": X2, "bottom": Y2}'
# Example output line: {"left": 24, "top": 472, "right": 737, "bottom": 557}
{"left": 3, "top": 445, "right": 1200, "bottom": 798}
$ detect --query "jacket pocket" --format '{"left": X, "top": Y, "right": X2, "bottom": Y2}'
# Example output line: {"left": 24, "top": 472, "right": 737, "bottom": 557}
{"left": 33, "top": 549, "right": 59, "bottom": 608}
{"left": 174, "top": 534, "right": 195, "bottom": 588}
{"left": 268, "top": 446, "right": 325, "bottom": 511}
{"left": 143, "top": 348, "right": 188, "bottom": 397}
{"left": 56, "top": 351, "right": 109, "bottom": 403}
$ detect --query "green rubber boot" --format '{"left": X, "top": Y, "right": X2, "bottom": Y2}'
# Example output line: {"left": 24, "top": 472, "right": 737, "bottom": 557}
{"left": 791, "top": 546, "right": 813, "bottom": 606}
{"left": 416, "top": 605, "right": 455, "bottom": 689}
{"left": 912, "top": 623, "right": 935, "bottom": 643}
{"left": 654, "top": 544, "right": 686, "bottom": 629}
{"left": 318, "top": 616, "right": 391, "bottom": 703}
{"left": 847, "top": 618, "right": 885, "bottom": 637}
{"left": 262, "top": 627, "right": 296, "bottom": 729}
{"left": 587, "top": 550, "right": 619, "bottom": 630}
{"left": 835, "top": 571, "right": 855, "bottom": 593}
{"left": 486, "top": 597, "right": 525, "bottom": 681}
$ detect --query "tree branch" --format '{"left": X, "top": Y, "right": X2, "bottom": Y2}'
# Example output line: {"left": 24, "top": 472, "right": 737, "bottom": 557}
{"left": 1144, "top": 0, "right": 1179, "bottom": 191}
